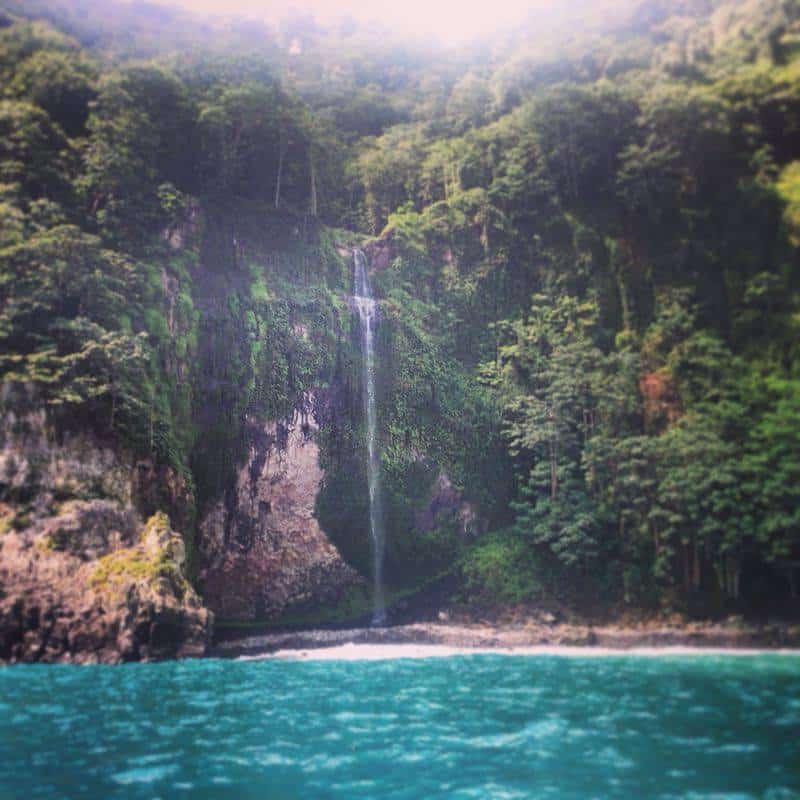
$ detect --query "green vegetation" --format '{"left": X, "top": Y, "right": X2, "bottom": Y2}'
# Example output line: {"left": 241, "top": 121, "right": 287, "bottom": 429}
{"left": 1, "top": 0, "right": 799, "bottom": 618}
{"left": 460, "top": 531, "right": 541, "bottom": 607}
{"left": 90, "top": 512, "right": 188, "bottom": 597}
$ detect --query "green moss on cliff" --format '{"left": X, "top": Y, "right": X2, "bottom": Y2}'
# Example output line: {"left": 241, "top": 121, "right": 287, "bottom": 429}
{"left": 0, "top": 507, "right": 14, "bottom": 536}
{"left": 90, "top": 513, "right": 188, "bottom": 599}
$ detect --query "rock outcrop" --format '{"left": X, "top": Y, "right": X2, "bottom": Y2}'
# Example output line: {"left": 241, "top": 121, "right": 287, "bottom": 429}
{"left": 0, "top": 408, "right": 212, "bottom": 663}
{"left": 415, "top": 471, "right": 483, "bottom": 540}
{"left": 363, "top": 235, "right": 396, "bottom": 271}
{"left": 639, "top": 368, "right": 682, "bottom": 433}
{"left": 200, "top": 395, "right": 361, "bottom": 621}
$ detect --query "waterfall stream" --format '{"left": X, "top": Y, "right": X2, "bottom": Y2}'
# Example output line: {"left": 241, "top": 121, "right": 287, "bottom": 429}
{"left": 353, "top": 249, "right": 386, "bottom": 625}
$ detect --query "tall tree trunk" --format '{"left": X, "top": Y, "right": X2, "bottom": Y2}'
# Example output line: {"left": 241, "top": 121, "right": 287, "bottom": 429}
{"left": 549, "top": 412, "right": 558, "bottom": 500}
{"left": 309, "top": 151, "right": 318, "bottom": 217}
{"left": 682, "top": 542, "right": 691, "bottom": 593}
{"left": 275, "top": 128, "right": 287, "bottom": 209}
{"left": 652, "top": 523, "right": 659, "bottom": 559}
{"left": 481, "top": 215, "right": 489, "bottom": 255}
{"left": 149, "top": 397, "right": 154, "bottom": 455}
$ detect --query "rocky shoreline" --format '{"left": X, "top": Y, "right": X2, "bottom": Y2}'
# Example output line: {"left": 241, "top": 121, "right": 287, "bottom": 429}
{"left": 213, "top": 619, "right": 800, "bottom": 659}
{"left": 2, "top": 404, "right": 796, "bottom": 666}
{"left": 0, "top": 410, "right": 211, "bottom": 665}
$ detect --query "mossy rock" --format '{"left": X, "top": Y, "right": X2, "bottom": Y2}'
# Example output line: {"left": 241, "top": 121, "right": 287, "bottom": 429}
{"left": 90, "top": 512, "right": 189, "bottom": 600}
{"left": 0, "top": 505, "right": 15, "bottom": 536}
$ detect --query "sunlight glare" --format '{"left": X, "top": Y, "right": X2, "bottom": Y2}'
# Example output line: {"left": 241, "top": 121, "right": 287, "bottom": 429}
{"left": 144, "top": 0, "right": 560, "bottom": 43}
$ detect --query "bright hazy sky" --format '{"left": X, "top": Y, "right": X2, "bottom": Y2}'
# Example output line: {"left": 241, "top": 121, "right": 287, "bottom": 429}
{"left": 146, "top": 0, "right": 560, "bottom": 43}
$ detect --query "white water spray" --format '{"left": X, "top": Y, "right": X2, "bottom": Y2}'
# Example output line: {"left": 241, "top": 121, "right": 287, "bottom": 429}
{"left": 353, "top": 249, "right": 386, "bottom": 625}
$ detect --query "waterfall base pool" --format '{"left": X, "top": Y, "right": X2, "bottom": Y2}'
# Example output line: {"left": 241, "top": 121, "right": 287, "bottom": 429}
{"left": 2, "top": 653, "right": 799, "bottom": 799}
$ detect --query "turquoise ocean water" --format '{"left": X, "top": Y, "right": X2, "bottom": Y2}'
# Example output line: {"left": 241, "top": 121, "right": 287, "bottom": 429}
{"left": 1, "top": 653, "right": 799, "bottom": 799}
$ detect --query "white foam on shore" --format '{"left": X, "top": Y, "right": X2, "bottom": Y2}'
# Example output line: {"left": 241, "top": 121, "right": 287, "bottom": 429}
{"left": 239, "top": 643, "right": 800, "bottom": 662}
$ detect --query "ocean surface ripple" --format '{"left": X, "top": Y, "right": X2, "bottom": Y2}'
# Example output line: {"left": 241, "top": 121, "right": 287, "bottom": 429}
{"left": 1, "top": 653, "right": 799, "bottom": 799}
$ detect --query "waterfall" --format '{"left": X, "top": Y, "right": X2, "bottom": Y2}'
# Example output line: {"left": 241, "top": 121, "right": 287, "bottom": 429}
{"left": 353, "top": 248, "right": 386, "bottom": 626}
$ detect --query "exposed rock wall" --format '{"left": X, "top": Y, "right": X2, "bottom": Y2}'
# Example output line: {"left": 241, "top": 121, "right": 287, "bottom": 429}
{"left": 200, "top": 394, "right": 361, "bottom": 621}
{"left": 639, "top": 368, "right": 683, "bottom": 433}
{"left": 415, "top": 471, "right": 484, "bottom": 540}
{"left": 363, "top": 236, "right": 396, "bottom": 272}
{"left": 0, "top": 409, "right": 211, "bottom": 663}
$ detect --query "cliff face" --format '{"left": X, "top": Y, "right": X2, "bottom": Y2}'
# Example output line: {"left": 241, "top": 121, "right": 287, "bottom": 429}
{"left": 0, "top": 206, "right": 371, "bottom": 658}
{"left": 0, "top": 409, "right": 211, "bottom": 663}
{"left": 0, "top": 214, "right": 488, "bottom": 657}
{"left": 199, "top": 394, "right": 361, "bottom": 621}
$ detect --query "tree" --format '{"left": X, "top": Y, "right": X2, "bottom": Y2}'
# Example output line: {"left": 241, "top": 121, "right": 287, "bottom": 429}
{"left": 5, "top": 48, "right": 96, "bottom": 136}
{"left": 357, "top": 124, "right": 426, "bottom": 233}
{"left": 0, "top": 225, "right": 150, "bottom": 433}
{"left": 445, "top": 72, "right": 493, "bottom": 133}
{"left": 487, "top": 294, "right": 609, "bottom": 574}
{"left": 748, "top": 376, "right": 800, "bottom": 590}
{"left": 0, "top": 99, "right": 72, "bottom": 202}
{"left": 532, "top": 82, "right": 638, "bottom": 220}
{"left": 79, "top": 66, "right": 194, "bottom": 247}
{"left": 197, "top": 82, "right": 310, "bottom": 210}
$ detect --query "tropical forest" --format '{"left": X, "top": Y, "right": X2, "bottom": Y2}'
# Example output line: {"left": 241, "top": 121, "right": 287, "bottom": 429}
{"left": 1, "top": 0, "right": 800, "bottom": 795}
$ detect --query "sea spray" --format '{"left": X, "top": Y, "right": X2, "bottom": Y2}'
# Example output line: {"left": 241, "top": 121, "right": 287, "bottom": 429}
{"left": 353, "top": 248, "right": 386, "bottom": 625}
